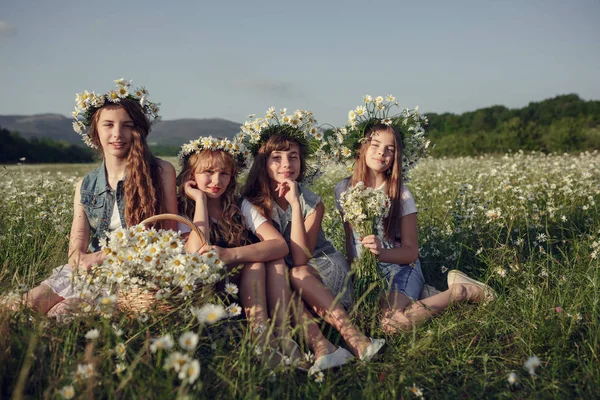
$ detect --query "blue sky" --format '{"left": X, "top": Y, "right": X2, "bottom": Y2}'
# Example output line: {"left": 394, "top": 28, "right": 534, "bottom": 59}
{"left": 1, "top": 0, "right": 599, "bottom": 126}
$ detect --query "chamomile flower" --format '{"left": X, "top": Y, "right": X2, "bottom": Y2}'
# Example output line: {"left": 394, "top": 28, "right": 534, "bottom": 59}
{"left": 196, "top": 303, "right": 226, "bottom": 325}
{"left": 524, "top": 355, "right": 541, "bottom": 376}
{"left": 150, "top": 334, "right": 174, "bottom": 353}
{"left": 164, "top": 352, "right": 190, "bottom": 372}
{"left": 178, "top": 359, "right": 201, "bottom": 384}
{"left": 224, "top": 283, "right": 239, "bottom": 296}
{"left": 314, "top": 371, "right": 325, "bottom": 383}
{"left": 114, "top": 343, "right": 127, "bottom": 359}
{"left": 84, "top": 328, "right": 100, "bottom": 340}
{"left": 226, "top": 302, "right": 242, "bottom": 317}
{"left": 59, "top": 385, "right": 75, "bottom": 399}
{"left": 115, "top": 363, "right": 127, "bottom": 374}
{"left": 179, "top": 331, "right": 199, "bottom": 352}
{"left": 355, "top": 106, "right": 367, "bottom": 117}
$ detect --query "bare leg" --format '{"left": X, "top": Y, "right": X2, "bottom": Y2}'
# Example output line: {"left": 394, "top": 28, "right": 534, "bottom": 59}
{"left": 25, "top": 284, "right": 64, "bottom": 314}
{"left": 381, "top": 283, "right": 487, "bottom": 334}
{"left": 290, "top": 292, "right": 338, "bottom": 360}
{"left": 289, "top": 265, "right": 372, "bottom": 358}
{"left": 239, "top": 262, "right": 278, "bottom": 348}
{"left": 46, "top": 297, "right": 82, "bottom": 317}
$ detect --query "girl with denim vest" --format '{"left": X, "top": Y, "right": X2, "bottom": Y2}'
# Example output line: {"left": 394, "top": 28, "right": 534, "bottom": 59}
{"left": 240, "top": 109, "right": 384, "bottom": 375}
{"left": 333, "top": 97, "right": 495, "bottom": 335}
{"left": 23, "top": 79, "right": 177, "bottom": 316}
{"left": 176, "top": 137, "right": 306, "bottom": 368}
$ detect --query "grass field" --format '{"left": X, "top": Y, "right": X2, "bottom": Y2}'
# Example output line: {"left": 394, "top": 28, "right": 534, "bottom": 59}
{"left": 1, "top": 151, "right": 599, "bottom": 399}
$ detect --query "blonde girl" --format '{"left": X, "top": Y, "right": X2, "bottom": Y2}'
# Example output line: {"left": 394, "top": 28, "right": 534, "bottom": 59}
{"left": 23, "top": 79, "right": 177, "bottom": 315}
{"left": 176, "top": 137, "right": 304, "bottom": 367}
{"left": 335, "top": 120, "right": 496, "bottom": 334}
{"left": 240, "top": 110, "right": 384, "bottom": 375}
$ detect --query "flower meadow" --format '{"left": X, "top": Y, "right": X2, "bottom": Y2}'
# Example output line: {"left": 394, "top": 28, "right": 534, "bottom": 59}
{"left": 1, "top": 153, "right": 599, "bottom": 399}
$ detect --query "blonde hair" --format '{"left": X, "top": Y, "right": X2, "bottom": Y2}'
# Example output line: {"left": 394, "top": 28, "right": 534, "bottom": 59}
{"left": 177, "top": 150, "right": 247, "bottom": 246}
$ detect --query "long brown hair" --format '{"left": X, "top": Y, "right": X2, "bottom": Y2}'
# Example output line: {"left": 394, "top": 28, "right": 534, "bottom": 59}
{"left": 241, "top": 134, "right": 307, "bottom": 219}
{"left": 88, "top": 98, "right": 166, "bottom": 228}
{"left": 351, "top": 123, "right": 403, "bottom": 242}
{"left": 177, "top": 150, "right": 247, "bottom": 246}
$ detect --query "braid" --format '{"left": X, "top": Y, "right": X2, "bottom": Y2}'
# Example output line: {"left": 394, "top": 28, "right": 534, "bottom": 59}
{"left": 124, "top": 129, "right": 165, "bottom": 228}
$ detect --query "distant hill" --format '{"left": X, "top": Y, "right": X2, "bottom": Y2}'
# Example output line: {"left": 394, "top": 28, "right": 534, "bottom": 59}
{"left": 0, "top": 114, "right": 241, "bottom": 147}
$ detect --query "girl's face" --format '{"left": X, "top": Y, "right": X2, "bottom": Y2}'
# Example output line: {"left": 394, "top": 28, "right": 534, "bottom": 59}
{"left": 97, "top": 105, "right": 134, "bottom": 158}
{"left": 364, "top": 129, "right": 396, "bottom": 175}
{"left": 266, "top": 144, "right": 301, "bottom": 185}
{"left": 193, "top": 164, "right": 232, "bottom": 199}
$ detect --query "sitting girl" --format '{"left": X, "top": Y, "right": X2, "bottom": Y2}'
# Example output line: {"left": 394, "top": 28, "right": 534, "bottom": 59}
{"left": 240, "top": 109, "right": 384, "bottom": 375}
{"left": 23, "top": 79, "right": 178, "bottom": 315}
{"left": 333, "top": 96, "right": 496, "bottom": 334}
{"left": 176, "top": 136, "right": 303, "bottom": 367}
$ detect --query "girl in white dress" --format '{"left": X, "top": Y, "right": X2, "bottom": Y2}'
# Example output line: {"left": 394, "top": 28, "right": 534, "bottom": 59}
{"left": 22, "top": 79, "right": 177, "bottom": 316}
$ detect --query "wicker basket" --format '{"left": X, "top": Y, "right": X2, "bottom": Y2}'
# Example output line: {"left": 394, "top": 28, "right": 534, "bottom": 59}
{"left": 116, "top": 213, "right": 210, "bottom": 314}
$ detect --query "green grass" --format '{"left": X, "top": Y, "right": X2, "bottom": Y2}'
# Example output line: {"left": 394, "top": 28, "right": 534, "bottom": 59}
{"left": 1, "top": 152, "right": 599, "bottom": 399}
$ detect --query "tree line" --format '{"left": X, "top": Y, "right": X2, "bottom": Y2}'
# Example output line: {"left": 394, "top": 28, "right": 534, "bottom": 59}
{"left": 0, "top": 126, "right": 96, "bottom": 163}
{"left": 2, "top": 93, "right": 599, "bottom": 163}
{"left": 426, "top": 94, "right": 600, "bottom": 156}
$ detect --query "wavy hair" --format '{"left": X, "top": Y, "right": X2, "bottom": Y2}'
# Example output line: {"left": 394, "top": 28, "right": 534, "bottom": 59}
{"left": 177, "top": 150, "right": 247, "bottom": 246}
{"left": 351, "top": 123, "right": 403, "bottom": 242}
{"left": 88, "top": 99, "right": 166, "bottom": 228}
{"left": 241, "top": 134, "right": 307, "bottom": 219}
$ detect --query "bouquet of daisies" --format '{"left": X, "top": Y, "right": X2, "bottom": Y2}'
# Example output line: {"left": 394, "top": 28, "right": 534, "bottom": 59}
{"left": 338, "top": 182, "right": 391, "bottom": 315}
{"left": 74, "top": 224, "right": 226, "bottom": 313}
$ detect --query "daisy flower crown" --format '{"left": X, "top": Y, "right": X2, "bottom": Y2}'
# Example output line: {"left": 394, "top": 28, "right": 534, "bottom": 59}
{"left": 72, "top": 78, "right": 161, "bottom": 148}
{"left": 237, "top": 107, "right": 331, "bottom": 157}
{"left": 327, "top": 94, "right": 431, "bottom": 177}
{"left": 178, "top": 136, "right": 250, "bottom": 170}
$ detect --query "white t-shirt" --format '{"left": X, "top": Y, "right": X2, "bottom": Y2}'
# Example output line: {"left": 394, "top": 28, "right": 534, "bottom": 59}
{"left": 107, "top": 200, "right": 122, "bottom": 231}
{"left": 240, "top": 199, "right": 267, "bottom": 234}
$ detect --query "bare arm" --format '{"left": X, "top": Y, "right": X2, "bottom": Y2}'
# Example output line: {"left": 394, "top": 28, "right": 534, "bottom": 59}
{"left": 363, "top": 213, "right": 419, "bottom": 265}
{"left": 157, "top": 158, "right": 178, "bottom": 231}
{"left": 183, "top": 182, "right": 209, "bottom": 253}
{"left": 214, "top": 221, "right": 288, "bottom": 266}
{"left": 68, "top": 180, "right": 105, "bottom": 270}
{"left": 342, "top": 221, "right": 355, "bottom": 266}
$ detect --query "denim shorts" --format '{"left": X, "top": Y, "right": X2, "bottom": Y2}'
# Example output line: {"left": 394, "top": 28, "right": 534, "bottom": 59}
{"left": 381, "top": 259, "right": 424, "bottom": 301}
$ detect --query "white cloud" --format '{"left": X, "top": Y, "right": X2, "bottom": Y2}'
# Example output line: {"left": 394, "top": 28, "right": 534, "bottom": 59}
{"left": 0, "top": 21, "right": 16, "bottom": 36}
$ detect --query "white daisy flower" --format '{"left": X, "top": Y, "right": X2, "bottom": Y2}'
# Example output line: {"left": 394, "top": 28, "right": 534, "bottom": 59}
{"left": 224, "top": 283, "right": 239, "bottom": 296}
{"left": 150, "top": 334, "right": 174, "bottom": 353}
{"left": 196, "top": 303, "right": 226, "bottom": 325}
{"left": 178, "top": 359, "right": 201, "bottom": 384}
{"left": 524, "top": 355, "right": 540, "bottom": 376}
{"left": 59, "top": 385, "right": 75, "bottom": 399}
{"left": 226, "top": 302, "right": 242, "bottom": 317}
{"left": 164, "top": 352, "right": 190, "bottom": 372}
{"left": 179, "top": 331, "right": 199, "bottom": 352}
{"left": 84, "top": 328, "right": 100, "bottom": 340}
{"left": 114, "top": 343, "right": 126, "bottom": 359}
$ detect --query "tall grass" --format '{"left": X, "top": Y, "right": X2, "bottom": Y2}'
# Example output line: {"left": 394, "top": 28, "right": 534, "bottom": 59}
{"left": 1, "top": 152, "right": 599, "bottom": 399}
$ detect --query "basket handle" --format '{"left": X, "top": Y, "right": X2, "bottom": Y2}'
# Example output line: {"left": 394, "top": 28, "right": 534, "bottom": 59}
{"left": 140, "top": 213, "right": 207, "bottom": 247}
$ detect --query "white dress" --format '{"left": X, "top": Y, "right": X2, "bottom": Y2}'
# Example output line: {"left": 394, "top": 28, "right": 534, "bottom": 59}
{"left": 41, "top": 201, "right": 121, "bottom": 299}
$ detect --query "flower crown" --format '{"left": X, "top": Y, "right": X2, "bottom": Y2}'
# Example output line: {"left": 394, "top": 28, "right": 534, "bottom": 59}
{"left": 327, "top": 94, "right": 431, "bottom": 177}
{"left": 237, "top": 108, "right": 329, "bottom": 156}
{"left": 72, "top": 78, "right": 161, "bottom": 148}
{"left": 178, "top": 136, "right": 250, "bottom": 170}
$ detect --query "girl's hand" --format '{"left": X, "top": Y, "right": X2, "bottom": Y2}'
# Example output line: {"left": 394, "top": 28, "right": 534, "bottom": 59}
{"left": 275, "top": 179, "right": 300, "bottom": 205}
{"left": 184, "top": 180, "right": 206, "bottom": 203}
{"left": 199, "top": 244, "right": 234, "bottom": 266}
{"left": 360, "top": 234, "right": 382, "bottom": 256}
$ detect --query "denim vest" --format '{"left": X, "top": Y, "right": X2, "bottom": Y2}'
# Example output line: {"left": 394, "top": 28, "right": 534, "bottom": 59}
{"left": 80, "top": 161, "right": 126, "bottom": 252}
{"left": 271, "top": 184, "right": 337, "bottom": 267}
